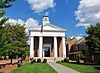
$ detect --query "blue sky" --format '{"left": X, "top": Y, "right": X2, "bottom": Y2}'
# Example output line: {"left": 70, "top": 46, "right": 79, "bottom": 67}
{"left": 4, "top": 0, "right": 100, "bottom": 38}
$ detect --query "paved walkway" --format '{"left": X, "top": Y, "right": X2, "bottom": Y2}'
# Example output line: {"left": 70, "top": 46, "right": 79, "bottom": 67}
{"left": 48, "top": 62, "right": 80, "bottom": 73}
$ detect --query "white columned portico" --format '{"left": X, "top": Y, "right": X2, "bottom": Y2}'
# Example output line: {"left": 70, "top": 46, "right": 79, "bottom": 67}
{"left": 62, "top": 37, "right": 66, "bottom": 58}
{"left": 54, "top": 37, "right": 58, "bottom": 57}
{"left": 39, "top": 36, "right": 43, "bottom": 57}
{"left": 30, "top": 36, "right": 34, "bottom": 58}
{"left": 29, "top": 16, "right": 67, "bottom": 58}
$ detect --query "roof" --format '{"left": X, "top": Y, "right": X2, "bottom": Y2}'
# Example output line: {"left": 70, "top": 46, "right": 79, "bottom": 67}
{"left": 29, "top": 23, "right": 67, "bottom": 32}
{"left": 66, "top": 37, "right": 77, "bottom": 44}
{"left": 76, "top": 37, "right": 86, "bottom": 44}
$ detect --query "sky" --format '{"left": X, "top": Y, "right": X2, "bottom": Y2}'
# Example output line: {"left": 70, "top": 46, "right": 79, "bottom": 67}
{"left": 4, "top": 0, "right": 100, "bottom": 39}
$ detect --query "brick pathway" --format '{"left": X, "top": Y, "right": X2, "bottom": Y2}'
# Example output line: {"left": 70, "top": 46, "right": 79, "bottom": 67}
{"left": 48, "top": 62, "right": 80, "bottom": 73}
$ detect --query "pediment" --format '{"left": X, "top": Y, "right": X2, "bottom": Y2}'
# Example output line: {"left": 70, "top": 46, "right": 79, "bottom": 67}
{"left": 29, "top": 24, "right": 66, "bottom": 32}
{"left": 44, "top": 24, "right": 66, "bottom": 31}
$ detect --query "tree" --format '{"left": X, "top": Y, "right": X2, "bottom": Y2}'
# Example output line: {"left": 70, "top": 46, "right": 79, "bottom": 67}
{"left": 2, "top": 23, "right": 28, "bottom": 63}
{"left": 0, "top": 0, "right": 15, "bottom": 35}
{"left": 0, "top": 0, "right": 15, "bottom": 57}
{"left": 86, "top": 23, "right": 100, "bottom": 62}
{"left": 0, "top": 0, "right": 15, "bottom": 23}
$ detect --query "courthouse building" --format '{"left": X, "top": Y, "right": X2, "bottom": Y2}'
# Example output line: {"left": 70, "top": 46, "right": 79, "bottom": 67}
{"left": 29, "top": 16, "right": 67, "bottom": 58}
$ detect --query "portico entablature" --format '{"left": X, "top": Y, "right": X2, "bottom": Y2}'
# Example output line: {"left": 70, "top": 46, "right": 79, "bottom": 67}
{"left": 30, "top": 31, "right": 66, "bottom": 37}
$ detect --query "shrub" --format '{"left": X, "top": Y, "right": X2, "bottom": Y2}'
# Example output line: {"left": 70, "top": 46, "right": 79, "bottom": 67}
{"left": 17, "top": 60, "right": 21, "bottom": 67}
{"left": 17, "top": 63, "right": 21, "bottom": 67}
{"left": 37, "top": 58, "right": 41, "bottom": 63}
{"left": 43, "top": 59, "right": 47, "bottom": 63}
{"left": 4, "top": 56, "right": 7, "bottom": 60}
{"left": 31, "top": 60, "right": 33, "bottom": 64}
{"left": 33, "top": 59, "right": 36, "bottom": 63}
{"left": 61, "top": 60, "right": 64, "bottom": 63}
{"left": 30, "top": 59, "right": 36, "bottom": 64}
{"left": 29, "top": 58, "right": 33, "bottom": 64}
{"left": 30, "top": 58, "right": 33, "bottom": 61}
{"left": 76, "top": 54, "right": 80, "bottom": 63}
{"left": 56, "top": 61, "right": 61, "bottom": 63}
{"left": 64, "top": 58, "right": 69, "bottom": 63}
{"left": 0, "top": 57, "right": 3, "bottom": 60}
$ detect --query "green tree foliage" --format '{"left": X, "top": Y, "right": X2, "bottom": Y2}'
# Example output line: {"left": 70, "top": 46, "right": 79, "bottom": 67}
{"left": 0, "top": 0, "right": 28, "bottom": 64}
{"left": 0, "top": 0, "right": 15, "bottom": 57}
{"left": 0, "top": 0, "right": 15, "bottom": 8}
{"left": 0, "top": 0, "right": 15, "bottom": 46}
{"left": 86, "top": 23, "right": 100, "bottom": 55}
{"left": 0, "top": 0, "right": 15, "bottom": 29}
{"left": 2, "top": 23, "right": 28, "bottom": 63}
{"left": 0, "top": 0, "right": 15, "bottom": 19}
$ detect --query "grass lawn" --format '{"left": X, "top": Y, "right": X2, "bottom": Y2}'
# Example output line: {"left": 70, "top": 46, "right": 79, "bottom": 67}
{"left": 60, "top": 63, "right": 100, "bottom": 73}
{"left": 10, "top": 63, "right": 57, "bottom": 73}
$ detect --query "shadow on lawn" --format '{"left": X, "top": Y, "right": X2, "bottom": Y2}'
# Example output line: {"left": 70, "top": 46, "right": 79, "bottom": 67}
{"left": 67, "top": 62, "right": 100, "bottom": 70}
{"left": 94, "top": 66, "right": 100, "bottom": 70}
{"left": 68, "top": 62, "right": 100, "bottom": 66}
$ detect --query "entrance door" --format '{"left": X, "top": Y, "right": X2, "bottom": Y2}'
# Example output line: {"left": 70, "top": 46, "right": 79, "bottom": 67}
{"left": 43, "top": 44, "right": 51, "bottom": 57}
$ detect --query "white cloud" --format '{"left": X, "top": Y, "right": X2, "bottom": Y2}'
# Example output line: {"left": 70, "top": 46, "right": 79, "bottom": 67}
{"left": 27, "top": 0, "right": 56, "bottom": 13}
{"left": 75, "top": 0, "right": 100, "bottom": 28}
{"left": 25, "top": 18, "right": 38, "bottom": 29}
{"left": 5, "top": 18, "right": 39, "bottom": 45}
{"left": 6, "top": 18, "right": 38, "bottom": 28}
{"left": 76, "top": 36, "right": 82, "bottom": 40}
{"left": 5, "top": 18, "right": 38, "bottom": 35}
{"left": 70, "top": 36, "right": 82, "bottom": 40}
{"left": 75, "top": 23, "right": 90, "bottom": 28}
{"left": 25, "top": 29, "right": 29, "bottom": 35}
{"left": 26, "top": 18, "right": 38, "bottom": 35}
{"left": 6, "top": 19, "right": 25, "bottom": 26}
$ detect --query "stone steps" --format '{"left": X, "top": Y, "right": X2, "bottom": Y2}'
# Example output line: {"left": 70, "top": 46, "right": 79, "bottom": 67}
{"left": 33, "top": 57, "right": 64, "bottom": 62}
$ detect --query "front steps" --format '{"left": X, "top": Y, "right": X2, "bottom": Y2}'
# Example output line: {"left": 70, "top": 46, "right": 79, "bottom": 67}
{"left": 33, "top": 57, "right": 64, "bottom": 62}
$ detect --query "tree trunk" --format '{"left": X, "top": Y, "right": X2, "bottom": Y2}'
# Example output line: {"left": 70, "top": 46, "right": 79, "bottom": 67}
{"left": 92, "top": 55, "right": 94, "bottom": 63}
{"left": 10, "top": 58, "right": 12, "bottom": 64}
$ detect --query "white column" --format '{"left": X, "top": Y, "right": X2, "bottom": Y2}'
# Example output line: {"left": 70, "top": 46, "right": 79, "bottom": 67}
{"left": 39, "top": 36, "right": 43, "bottom": 57}
{"left": 43, "top": 49, "right": 45, "bottom": 57}
{"left": 54, "top": 37, "right": 58, "bottom": 57}
{"left": 62, "top": 37, "right": 66, "bottom": 58}
{"left": 30, "top": 36, "right": 34, "bottom": 58}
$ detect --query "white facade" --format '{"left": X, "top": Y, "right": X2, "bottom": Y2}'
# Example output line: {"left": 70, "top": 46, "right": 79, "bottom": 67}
{"left": 29, "top": 16, "right": 67, "bottom": 58}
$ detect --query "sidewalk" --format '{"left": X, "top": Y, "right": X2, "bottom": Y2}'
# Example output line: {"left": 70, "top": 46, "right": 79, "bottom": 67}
{"left": 48, "top": 62, "right": 80, "bottom": 73}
